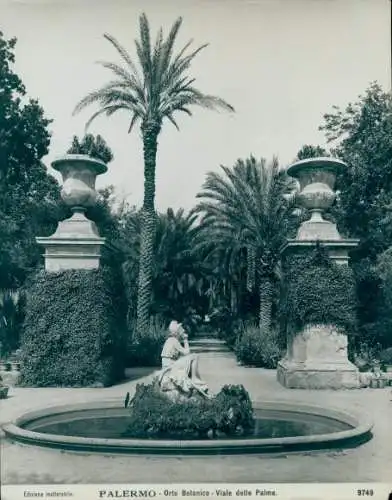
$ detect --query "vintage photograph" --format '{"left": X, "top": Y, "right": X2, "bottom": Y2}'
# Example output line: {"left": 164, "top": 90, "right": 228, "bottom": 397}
{"left": 0, "top": 0, "right": 391, "bottom": 490}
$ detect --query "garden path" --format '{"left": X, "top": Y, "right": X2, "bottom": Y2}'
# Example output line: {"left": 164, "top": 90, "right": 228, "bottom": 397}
{"left": 1, "top": 338, "right": 391, "bottom": 484}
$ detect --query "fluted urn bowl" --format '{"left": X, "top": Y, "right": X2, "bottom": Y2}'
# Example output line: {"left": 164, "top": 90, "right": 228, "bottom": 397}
{"left": 51, "top": 154, "right": 108, "bottom": 210}
{"left": 287, "top": 157, "right": 346, "bottom": 213}
{"left": 298, "top": 182, "right": 336, "bottom": 211}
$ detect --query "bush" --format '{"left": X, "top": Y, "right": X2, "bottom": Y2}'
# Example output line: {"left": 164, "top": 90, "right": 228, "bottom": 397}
{"left": 380, "top": 347, "right": 392, "bottom": 365}
{"left": 126, "top": 316, "right": 167, "bottom": 367}
{"left": 67, "top": 134, "right": 113, "bottom": 164}
{"left": 351, "top": 342, "right": 382, "bottom": 372}
{"left": 234, "top": 322, "right": 282, "bottom": 368}
{"left": 123, "top": 382, "right": 254, "bottom": 439}
{"left": 283, "top": 247, "right": 357, "bottom": 335}
{"left": 20, "top": 267, "right": 127, "bottom": 387}
{"left": 0, "top": 289, "right": 25, "bottom": 358}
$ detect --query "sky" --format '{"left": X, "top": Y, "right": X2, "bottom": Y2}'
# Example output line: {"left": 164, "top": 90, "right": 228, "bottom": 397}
{"left": 1, "top": 0, "right": 391, "bottom": 211}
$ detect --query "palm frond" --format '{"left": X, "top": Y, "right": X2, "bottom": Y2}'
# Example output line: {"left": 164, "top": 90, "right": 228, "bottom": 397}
{"left": 165, "top": 113, "right": 180, "bottom": 130}
{"left": 84, "top": 105, "right": 130, "bottom": 130}
{"left": 128, "top": 112, "right": 142, "bottom": 133}
{"left": 158, "top": 17, "right": 183, "bottom": 81}
{"left": 103, "top": 33, "right": 142, "bottom": 83}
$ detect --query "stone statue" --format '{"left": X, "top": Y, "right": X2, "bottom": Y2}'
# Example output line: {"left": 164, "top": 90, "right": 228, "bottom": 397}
{"left": 155, "top": 320, "right": 210, "bottom": 399}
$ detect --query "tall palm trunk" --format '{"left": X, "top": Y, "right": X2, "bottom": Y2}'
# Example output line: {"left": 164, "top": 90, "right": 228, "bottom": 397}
{"left": 246, "top": 246, "right": 256, "bottom": 291}
{"left": 135, "top": 121, "right": 160, "bottom": 339}
{"left": 258, "top": 275, "right": 273, "bottom": 334}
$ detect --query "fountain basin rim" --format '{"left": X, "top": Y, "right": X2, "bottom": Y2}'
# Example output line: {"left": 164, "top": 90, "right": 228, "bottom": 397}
{"left": 2, "top": 399, "right": 373, "bottom": 455}
{"left": 287, "top": 157, "right": 347, "bottom": 178}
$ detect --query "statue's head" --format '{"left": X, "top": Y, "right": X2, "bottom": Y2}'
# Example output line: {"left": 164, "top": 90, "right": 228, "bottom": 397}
{"left": 168, "top": 320, "right": 184, "bottom": 338}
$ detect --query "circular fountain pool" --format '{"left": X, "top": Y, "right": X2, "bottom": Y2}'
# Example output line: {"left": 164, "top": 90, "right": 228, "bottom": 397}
{"left": 2, "top": 400, "right": 373, "bottom": 455}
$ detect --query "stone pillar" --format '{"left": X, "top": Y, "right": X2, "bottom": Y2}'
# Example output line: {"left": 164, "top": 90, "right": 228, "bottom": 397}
{"left": 277, "top": 157, "right": 360, "bottom": 389}
{"left": 36, "top": 154, "right": 107, "bottom": 272}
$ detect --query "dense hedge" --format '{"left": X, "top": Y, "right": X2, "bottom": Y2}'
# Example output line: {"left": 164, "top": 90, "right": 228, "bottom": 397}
{"left": 282, "top": 247, "right": 357, "bottom": 335}
{"left": 19, "top": 267, "right": 127, "bottom": 387}
{"left": 124, "top": 382, "right": 254, "bottom": 439}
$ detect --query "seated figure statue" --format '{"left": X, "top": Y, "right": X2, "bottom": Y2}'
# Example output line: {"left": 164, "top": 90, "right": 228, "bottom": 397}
{"left": 156, "top": 320, "right": 209, "bottom": 399}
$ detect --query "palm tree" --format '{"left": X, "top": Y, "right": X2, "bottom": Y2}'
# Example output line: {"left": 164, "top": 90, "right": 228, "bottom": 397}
{"left": 121, "top": 207, "right": 207, "bottom": 323}
{"left": 194, "top": 156, "right": 295, "bottom": 335}
{"left": 152, "top": 208, "right": 205, "bottom": 319}
{"left": 73, "top": 13, "right": 234, "bottom": 338}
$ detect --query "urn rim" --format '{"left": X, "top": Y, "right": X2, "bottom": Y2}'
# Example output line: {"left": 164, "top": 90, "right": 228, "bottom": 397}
{"left": 51, "top": 154, "right": 108, "bottom": 175}
{"left": 287, "top": 157, "right": 347, "bottom": 179}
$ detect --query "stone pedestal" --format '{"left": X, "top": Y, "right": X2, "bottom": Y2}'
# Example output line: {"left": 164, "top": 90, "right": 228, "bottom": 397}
{"left": 282, "top": 239, "right": 359, "bottom": 266}
{"left": 277, "top": 324, "right": 360, "bottom": 389}
{"left": 36, "top": 211, "right": 105, "bottom": 272}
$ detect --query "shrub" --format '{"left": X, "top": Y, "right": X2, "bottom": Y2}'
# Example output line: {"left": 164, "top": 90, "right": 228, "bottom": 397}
{"left": 126, "top": 316, "right": 167, "bottom": 367}
{"left": 67, "top": 134, "right": 113, "bottom": 164}
{"left": 283, "top": 247, "right": 357, "bottom": 335}
{"left": 123, "top": 382, "right": 254, "bottom": 439}
{"left": 380, "top": 347, "right": 392, "bottom": 365}
{"left": 234, "top": 322, "right": 282, "bottom": 368}
{"left": 352, "top": 342, "right": 382, "bottom": 372}
{"left": 0, "top": 289, "right": 25, "bottom": 358}
{"left": 20, "top": 267, "right": 127, "bottom": 387}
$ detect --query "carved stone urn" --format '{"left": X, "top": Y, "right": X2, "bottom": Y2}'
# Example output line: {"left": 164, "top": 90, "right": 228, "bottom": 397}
{"left": 282, "top": 157, "right": 359, "bottom": 265}
{"left": 288, "top": 157, "right": 343, "bottom": 240}
{"left": 36, "top": 154, "right": 107, "bottom": 272}
{"left": 55, "top": 154, "right": 107, "bottom": 211}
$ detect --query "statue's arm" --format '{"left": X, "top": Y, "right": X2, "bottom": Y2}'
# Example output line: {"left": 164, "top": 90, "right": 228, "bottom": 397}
{"left": 183, "top": 335, "right": 190, "bottom": 355}
{"left": 175, "top": 337, "right": 190, "bottom": 356}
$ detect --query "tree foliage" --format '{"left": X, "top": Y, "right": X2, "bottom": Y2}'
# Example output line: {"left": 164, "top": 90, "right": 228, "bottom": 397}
{"left": 321, "top": 82, "right": 392, "bottom": 256}
{"left": 0, "top": 32, "right": 61, "bottom": 289}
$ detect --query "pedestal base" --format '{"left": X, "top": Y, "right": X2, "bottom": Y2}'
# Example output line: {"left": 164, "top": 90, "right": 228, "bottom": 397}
{"left": 277, "top": 359, "right": 360, "bottom": 389}
{"left": 277, "top": 324, "right": 360, "bottom": 389}
{"left": 36, "top": 238, "right": 105, "bottom": 272}
{"left": 282, "top": 239, "right": 359, "bottom": 265}
{"left": 36, "top": 212, "right": 105, "bottom": 272}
